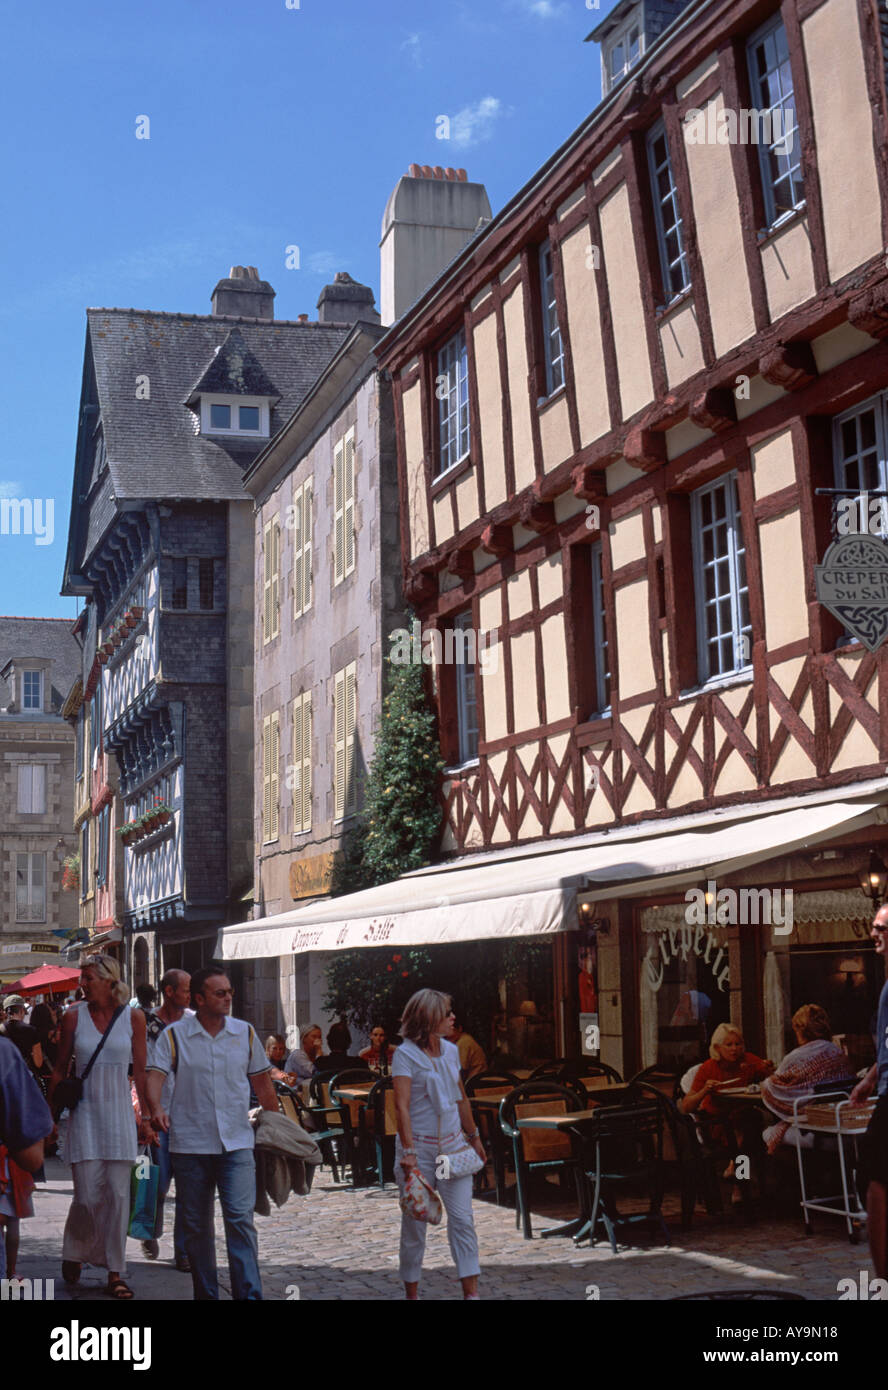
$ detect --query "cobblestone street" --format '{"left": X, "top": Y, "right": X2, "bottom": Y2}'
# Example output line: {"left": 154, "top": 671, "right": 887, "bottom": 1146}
{"left": 10, "top": 1157, "right": 870, "bottom": 1303}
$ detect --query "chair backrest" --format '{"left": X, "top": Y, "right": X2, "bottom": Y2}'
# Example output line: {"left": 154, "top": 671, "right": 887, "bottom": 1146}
{"left": 466, "top": 1071, "right": 519, "bottom": 1097}
{"left": 500, "top": 1081, "right": 582, "bottom": 1163}
{"left": 531, "top": 1059, "right": 623, "bottom": 1087}
{"left": 276, "top": 1089, "right": 301, "bottom": 1125}
{"left": 586, "top": 1098, "right": 664, "bottom": 1171}
{"left": 369, "top": 1077, "right": 399, "bottom": 1137}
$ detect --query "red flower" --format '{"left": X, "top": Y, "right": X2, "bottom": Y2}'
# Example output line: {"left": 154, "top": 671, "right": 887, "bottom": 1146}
{"left": 386, "top": 965, "right": 393, "bottom": 972}
{"left": 392, "top": 954, "right": 402, "bottom": 963}
{"left": 402, "top": 971, "right": 409, "bottom": 978}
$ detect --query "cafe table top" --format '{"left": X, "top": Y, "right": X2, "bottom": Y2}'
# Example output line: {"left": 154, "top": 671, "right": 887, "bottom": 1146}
{"left": 711, "top": 1085, "right": 766, "bottom": 1103}
{"left": 333, "top": 1084, "right": 375, "bottom": 1101}
{"left": 517, "top": 1109, "right": 604, "bottom": 1129}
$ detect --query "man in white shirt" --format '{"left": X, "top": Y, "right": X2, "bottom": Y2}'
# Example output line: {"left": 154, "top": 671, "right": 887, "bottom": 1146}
{"left": 143, "top": 968, "right": 192, "bottom": 1268}
{"left": 146, "top": 966, "right": 278, "bottom": 1300}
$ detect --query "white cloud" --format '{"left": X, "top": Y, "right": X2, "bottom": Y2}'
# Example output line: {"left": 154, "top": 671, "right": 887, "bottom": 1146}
{"left": 0, "top": 482, "right": 23, "bottom": 499}
{"left": 306, "top": 251, "right": 343, "bottom": 276}
{"left": 516, "top": 0, "right": 569, "bottom": 16}
{"left": 401, "top": 33, "right": 424, "bottom": 68}
{"left": 450, "top": 97, "right": 506, "bottom": 149}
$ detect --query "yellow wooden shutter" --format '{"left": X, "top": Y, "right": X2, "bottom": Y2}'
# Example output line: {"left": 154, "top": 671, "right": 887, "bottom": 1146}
{"left": 302, "top": 693, "right": 312, "bottom": 831}
{"left": 303, "top": 482, "right": 312, "bottom": 613}
{"left": 269, "top": 712, "right": 280, "bottom": 840}
{"left": 271, "top": 521, "right": 281, "bottom": 638}
{"left": 344, "top": 432, "right": 355, "bottom": 577}
{"left": 334, "top": 669, "right": 345, "bottom": 819}
{"left": 345, "top": 662, "right": 357, "bottom": 813}
{"left": 263, "top": 522, "right": 272, "bottom": 643}
{"left": 292, "top": 696, "right": 303, "bottom": 829}
{"left": 334, "top": 440, "right": 344, "bottom": 585}
{"left": 293, "top": 488, "right": 304, "bottom": 617}
{"left": 262, "top": 716, "right": 271, "bottom": 839}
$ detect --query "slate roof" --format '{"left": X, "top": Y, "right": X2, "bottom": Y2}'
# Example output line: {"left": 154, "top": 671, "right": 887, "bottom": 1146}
{"left": 86, "top": 308, "right": 353, "bottom": 505}
{"left": 185, "top": 327, "right": 281, "bottom": 402}
{"left": 0, "top": 617, "right": 81, "bottom": 714}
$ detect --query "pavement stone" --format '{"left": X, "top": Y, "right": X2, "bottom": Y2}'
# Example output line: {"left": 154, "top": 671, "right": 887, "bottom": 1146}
{"left": 5, "top": 1156, "right": 873, "bottom": 1303}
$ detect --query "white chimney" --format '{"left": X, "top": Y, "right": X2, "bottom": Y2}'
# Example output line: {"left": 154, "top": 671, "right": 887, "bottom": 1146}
{"left": 380, "top": 166, "right": 492, "bottom": 327}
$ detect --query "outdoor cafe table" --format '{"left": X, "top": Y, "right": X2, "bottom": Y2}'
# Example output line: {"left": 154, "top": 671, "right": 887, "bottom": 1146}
{"left": 516, "top": 1089, "right": 637, "bottom": 1240}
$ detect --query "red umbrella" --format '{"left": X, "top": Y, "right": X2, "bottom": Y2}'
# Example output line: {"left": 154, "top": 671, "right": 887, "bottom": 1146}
{"left": 6, "top": 964, "right": 83, "bottom": 997}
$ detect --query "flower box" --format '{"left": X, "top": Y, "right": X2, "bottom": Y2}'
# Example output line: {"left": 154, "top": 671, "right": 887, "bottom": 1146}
{"left": 97, "top": 649, "right": 109, "bottom": 664}
{"left": 130, "top": 605, "right": 144, "bottom": 620}
{"left": 61, "top": 854, "right": 80, "bottom": 893}
{"left": 101, "top": 641, "right": 114, "bottom": 656}
{"left": 124, "top": 612, "right": 138, "bottom": 629}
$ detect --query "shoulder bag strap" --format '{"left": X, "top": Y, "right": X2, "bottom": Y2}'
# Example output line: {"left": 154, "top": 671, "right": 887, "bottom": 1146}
{"left": 79, "top": 1004, "right": 126, "bottom": 1084}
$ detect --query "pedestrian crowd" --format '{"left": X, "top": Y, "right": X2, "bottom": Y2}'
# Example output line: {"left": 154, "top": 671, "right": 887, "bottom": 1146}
{"left": 1, "top": 911, "right": 886, "bottom": 1301}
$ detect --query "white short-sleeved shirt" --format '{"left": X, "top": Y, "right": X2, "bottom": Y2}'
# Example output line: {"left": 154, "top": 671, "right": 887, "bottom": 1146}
{"left": 146, "top": 1008, "right": 194, "bottom": 1112}
{"left": 392, "top": 1039, "right": 462, "bottom": 1137}
{"left": 148, "top": 1013, "right": 270, "bottom": 1154}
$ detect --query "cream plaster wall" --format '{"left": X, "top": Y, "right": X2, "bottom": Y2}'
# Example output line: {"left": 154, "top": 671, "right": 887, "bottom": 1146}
{"left": 615, "top": 580, "right": 656, "bottom": 698}
{"left": 455, "top": 471, "right": 479, "bottom": 534}
{"left": 510, "top": 630, "right": 539, "bottom": 731}
{"left": 683, "top": 92, "right": 756, "bottom": 356}
{"left": 751, "top": 428, "right": 796, "bottom": 498}
{"left": 541, "top": 616, "right": 570, "bottom": 722}
{"left": 506, "top": 568, "right": 534, "bottom": 621}
{"left": 561, "top": 226, "right": 610, "bottom": 447}
{"left": 660, "top": 298, "right": 705, "bottom": 387}
{"left": 402, "top": 382, "right": 428, "bottom": 559}
{"left": 537, "top": 552, "right": 564, "bottom": 609}
{"left": 599, "top": 182, "right": 654, "bottom": 419}
{"left": 609, "top": 509, "right": 646, "bottom": 568}
{"left": 502, "top": 287, "right": 536, "bottom": 492}
{"left": 760, "top": 217, "right": 815, "bottom": 322}
{"left": 760, "top": 512, "right": 808, "bottom": 650}
{"left": 804, "top": 0, "right": 883, "bottom": 281}
{"left": 433, "top": 493, "right": 453, "bottom": 545}
{"left": 474, "top": 314, "right": 508, "bottom": 510}
{"left": 539, "top": 392, "right": 573, "bottom": 476}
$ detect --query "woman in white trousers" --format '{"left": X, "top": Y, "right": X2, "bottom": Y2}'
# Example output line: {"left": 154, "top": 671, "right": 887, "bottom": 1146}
{"left": 393, "top": 989, "right": 485, "bottom": 1300}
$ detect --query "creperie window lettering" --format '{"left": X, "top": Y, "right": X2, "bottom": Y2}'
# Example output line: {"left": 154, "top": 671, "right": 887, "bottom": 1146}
{"left": 643, "top": 924, "right": 731, "bottom": 994}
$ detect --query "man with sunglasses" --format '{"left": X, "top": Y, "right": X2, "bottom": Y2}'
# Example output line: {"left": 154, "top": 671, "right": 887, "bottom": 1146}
{"left": 146, "top": 965, "right": 278, "bottom": 1300}
{"left": 851, "top": 905, "right": 888, "bottom": 1280}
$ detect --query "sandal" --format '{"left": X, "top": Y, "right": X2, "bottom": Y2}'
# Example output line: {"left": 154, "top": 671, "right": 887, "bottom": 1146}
{"left": 61, "top": 1261, "right": 82, "bottom": 1284}
{"left": 106, "top": 1277, "right": 135, "bottom": 1300}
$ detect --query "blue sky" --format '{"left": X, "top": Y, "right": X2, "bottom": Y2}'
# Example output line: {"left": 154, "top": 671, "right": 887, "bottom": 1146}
{"left": 0, "top": 0, "right": 609, "bottom": 619}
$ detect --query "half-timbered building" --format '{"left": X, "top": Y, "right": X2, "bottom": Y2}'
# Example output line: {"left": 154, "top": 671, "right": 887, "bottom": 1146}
{"left": 367, "top": 0, "right": 888, "bottom": 1078}
{"left": 62, "top": 268, "right": 353, "bottom": 988}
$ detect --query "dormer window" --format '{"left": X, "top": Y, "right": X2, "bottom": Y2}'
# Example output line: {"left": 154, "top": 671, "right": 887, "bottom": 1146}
{"left": 200, "top": 395, "right": 269, "bottom": 437}
{"left": 22, "top": 670, "right": 43, "bottom": 711}
{"left": 602, "top": 6, "right": 644, "bottom": 93}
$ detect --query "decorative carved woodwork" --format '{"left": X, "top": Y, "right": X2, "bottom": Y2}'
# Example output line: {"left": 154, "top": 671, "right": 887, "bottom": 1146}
{"left": 570, "top": 463, "right": 608, "bottom": 502}
{"left": 688, "top": 388, "right": 738, "bottom": 434}
{"left": 404, "top": 569, "right": 438, "bottom": 606}
{"left": 480, "top": 523, "right": 512, "bottom": 558}
{"left": 623, "top": 426, "right": 666, "bottom": 473}
{"left": 759, "top": 341, "right": 818, "bottom": 392}
{"left": 848, "top": 279, "right": 888, "bottom": 340}
{"left": 446, "top": 548, "right": 475, "bottom": 581}
{"left": 518, "top": 492, "right": 556, "bottom": 534}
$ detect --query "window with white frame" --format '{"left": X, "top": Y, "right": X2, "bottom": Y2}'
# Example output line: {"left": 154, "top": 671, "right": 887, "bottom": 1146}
{"left": 80, "top": 821, "right": 89, "bottom": 902}
{"left": 333, "top": 432, "right": 356, "bottom": 585}
{"left": 75, "top": 706, "right": 85, "bottom": 780}
{"left": 22, "top": 670, "right": 43, "bottom": 711}
{"left": 539, "top": 242, "right": 565, "bottom": 396}
{"left": 200, "top": 396, "right": 270, "bottom": 437}
{"left": 646, "top": 122, "right": 690, "bottom": 300}
{"left": 591, "top": 544, "right": 612, "bottom": 713}
{"left": 691, "top": 474, "right": 752, "bottom": 683}
{"left": 833, "top": 395, "right": 888, "bottom": 547}
{"left": 292, "top": 478, "right": 313, "bottom": 617}
{"left": 603, "top": 8, "right": 643, "bottom": 93}
{"left": 16, "top": 852, "right": 46, "bottom": 922}
{"left": 746, "top": 18, "right": 803, "bottom": 227}
{"left": 436, "top": 329, "right": 470, "bottom": 477}
{"left": 454, "top": 611, "right": 479, "bottom": 765}
{"left": 263, "top": 516, "right": 281, "bottom": 643}
{"left": 17, "top": 763, "right": 46, "bottom": 814}
{"left": 262, "top": 711, "right": 280, "bottom": 842}
{"left": 333, "top": 663, "right": 357, "bottom": 820}
{"left": 291, "top": 691, "right": 312, "bottom": 834}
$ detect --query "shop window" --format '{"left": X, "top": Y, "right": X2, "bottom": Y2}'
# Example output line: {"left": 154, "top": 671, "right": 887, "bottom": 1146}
{"left": 639, "top": 915, "right": 732, "bottom": 1072}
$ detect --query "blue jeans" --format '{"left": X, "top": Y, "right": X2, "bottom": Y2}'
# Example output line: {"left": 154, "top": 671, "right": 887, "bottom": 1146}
{"left": 151, "top": 1129, "right": 186, "bottom": 1261}
{"left": 171, "top": 1149, "right": 262, "bottom": 1300}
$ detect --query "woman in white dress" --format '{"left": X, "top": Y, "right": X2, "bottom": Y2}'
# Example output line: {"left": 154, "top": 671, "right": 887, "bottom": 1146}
{"left": 393, "top": 989, "right": 486, "bottom": 1300}
{"left": 47, "top": 954, "right": 150, "bottom": 1299}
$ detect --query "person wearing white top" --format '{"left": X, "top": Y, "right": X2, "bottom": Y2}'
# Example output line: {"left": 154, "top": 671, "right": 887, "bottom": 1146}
{"left": 143, "top": 968, "right": 193, "bottom": 1268}
{"left": 47, "top": 954, "right": 151, "bottom": 1301}
{"left": 147, "top": 966, "right": 278, "bottom": 1301}
{"left": 393, "top": 988, "right": 485, "bottom": 1301}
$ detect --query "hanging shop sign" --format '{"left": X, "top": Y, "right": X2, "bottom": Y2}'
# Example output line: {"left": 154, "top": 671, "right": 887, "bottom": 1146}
{"left": 815, "top": 533, "right": 888, "bottom": 652}
{"left": 643, "top": 923, "right": 731, "bottom": 994}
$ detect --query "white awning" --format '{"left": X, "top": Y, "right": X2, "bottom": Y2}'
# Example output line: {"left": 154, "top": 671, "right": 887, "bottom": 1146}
{"left": 215, "top": 780, "right": 888, "bottom": 961}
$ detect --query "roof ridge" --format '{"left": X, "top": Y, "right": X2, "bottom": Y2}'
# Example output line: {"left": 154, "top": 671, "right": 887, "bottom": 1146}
{"left": 86, "top": 307, "right": 355, "bottom": 329}
{"left": 0, "top": 615, "right": 77, "bottom": 623}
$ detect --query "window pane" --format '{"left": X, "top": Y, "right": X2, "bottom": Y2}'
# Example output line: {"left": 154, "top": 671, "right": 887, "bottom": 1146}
{"left": 199, "top": 558, "right": 215, "bottom": 610}
{"left": 239, "top": 406, "right": 260, "bottom": 431}
{"left": 172, "top": 557, "right": 188, "bottom": 609}
{"left": 210, "top": 403, "right": 231, "bottom": 429}
{"left": 23, "top": 671, "right": 41, "bottom": 709}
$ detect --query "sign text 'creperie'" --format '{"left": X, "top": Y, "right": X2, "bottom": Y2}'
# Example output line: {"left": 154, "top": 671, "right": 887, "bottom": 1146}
{"left": 289, "top": 916, "right": 397, "bottom": 954}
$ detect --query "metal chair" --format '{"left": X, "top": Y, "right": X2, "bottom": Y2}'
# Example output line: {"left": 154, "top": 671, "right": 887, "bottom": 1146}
{"left": 466, "top": 1071, "right": 520, "bottom": 1204}
{"left": 574, "top": 1096, "right": 670, "bottom": 1253}
{"left": 359, "top": 1077, "right": 399, "bottom": 1189}
{"left": 273, "top": 1081, "right": 349, "bottom": 1184}
{"left": 499, "top": 1081, "right": 586, "bottom": 1240}
{"left": 529, "top": 1058, "right": 623, "bottom": 1086}
{"left": 631, "top": 1080, "right": 722, "bottom": 1227}
{"left": 328, "top": 1070, "right": 377, "bottom": 1185}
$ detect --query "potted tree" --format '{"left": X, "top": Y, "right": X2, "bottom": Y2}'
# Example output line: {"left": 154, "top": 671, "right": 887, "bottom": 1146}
{"left": 61, "top": 853, "right": 80, "bottom": 893}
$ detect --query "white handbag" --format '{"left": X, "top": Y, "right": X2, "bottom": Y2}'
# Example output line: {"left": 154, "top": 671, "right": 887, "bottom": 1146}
{"left": 436, "top": 1119, "right": 485, "bottom": 1180}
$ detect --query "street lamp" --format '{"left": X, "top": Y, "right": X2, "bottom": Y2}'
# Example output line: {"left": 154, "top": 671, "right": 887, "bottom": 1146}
{"left": 858, "top": 851, "right": 888, "bottom": 907}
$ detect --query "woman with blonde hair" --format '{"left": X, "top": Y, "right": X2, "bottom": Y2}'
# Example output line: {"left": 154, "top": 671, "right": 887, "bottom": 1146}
{"left": 680, "top": 1024, "right": 774, "bottom": 1118}
{"left": 48, "top": 954, "right": 151, "bottom": 1299}
{"left": 393, "top": 988, "right": 485, "bottom": 1300}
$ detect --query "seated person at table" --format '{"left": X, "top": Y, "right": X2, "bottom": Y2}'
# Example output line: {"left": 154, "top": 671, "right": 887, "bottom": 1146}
{"left": 285, "top": 1023, "right": 325, "bottom": 1080}
{"left": 451, "top": 1019, "right": 487, "bottom": 1083}
{"left": 360, "top": 1025, "right": 395, "bottom": 1076}
{"left": 313, "top": 1021, "right": 370, "bottom": 1078}
{"left": 760, "top": 1004, "right": 856, "bottom": 1154}
{"left": 265, "top": 1034, "right": 299, "bottom": 1088}
{"left": 680, "top": 1023, "right": 774, "bottom": 1118}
